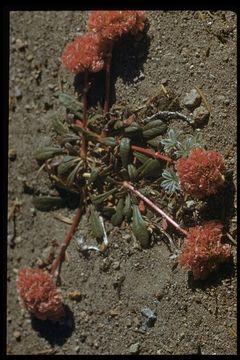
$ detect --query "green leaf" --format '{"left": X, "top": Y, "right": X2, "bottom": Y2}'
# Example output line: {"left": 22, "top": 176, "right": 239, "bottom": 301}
{"left": 127, "top": 164, "right": 138, "bottom": 181}
{"left": 133, "top": 151, "right": 149, "bottom": 164}
{"left": 57, "top": 156, "right": 80, "bottom": 175}
{"left": 142, "top": 124, "right": 167, "bottom": 140}
{"left": 52, "top": 113, "right": 68, "bottom": 135}
{"left": 111, "top": 198, "right": 125, "bottom": 226}
{"left": 32, "top": 196, "right": 63, "bottom": 211}
{"left": 88, "top": 167, "right": 99, "bottom": 184}
{"left": 91, "top": 188, "right": 117, "bottom": 206}
{"left": 142, "top": 119, "right": 165, "bottom": 131}
{"left": 59, "top": 93, "right": 83, "bottom": 118}
{"left": 132, "top": 205, "right": 150, "bottom": 248}
{"left": 123, "top": 194, "right": 132, "bottom": 221}
{"left": 161, "top": 167, "right": 180, "bottom": 193}
{"left": 35, "top": 146, "right": 65, "bottom": 162}
{"left": 90, "top": 205, "right": 104, "bottom": 239}
{"left": 120, "top": 137, "right": 131, "bottom": 167}
{"left": 137, "top": 158, "right": 162, "bottom": 179}
{"left": 66, "top": 160, "right": 83, "bottom": 186}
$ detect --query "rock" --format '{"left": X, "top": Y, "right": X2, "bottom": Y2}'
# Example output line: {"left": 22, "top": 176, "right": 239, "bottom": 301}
{"left": 141, "top": 307, "right": 157, "bottom": 328}
{"left": 16, "top": 38, "right": 27, "bottom": 51}
{"left": 112, "top": 261, "right": 120, "bottom": 270}
{"left": 161, "top": 78, "right": 169, "bottom": 85}
{"left": 74, "top": 345, "right": 80, "bottom": 353}
{"left": 192, "top": 106, "right": 210, "bottom": 126}
{"left": 9, "top": 148, "right": 17, "bottom": 161}
{"left": 182, "top": 89, "right": 201, "bottom": 110}
{"left": 13, "top": 330, "right": 21, "bottom": 341}
{"left": 26, "top": 54, "right": 33, "bottom": 62}
{"left": 68, "top": 290, "right": 82, "bottom": 301}
{"left": 129, "top": 342, "right": 140, "bottom": 354}
{"left": 15, "top": 87, "right": 22, "bottom": 99}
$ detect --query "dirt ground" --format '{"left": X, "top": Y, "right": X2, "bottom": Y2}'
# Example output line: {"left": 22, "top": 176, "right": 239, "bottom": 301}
{"left": 8, "top": 11, "right": 237, "bottom": 355}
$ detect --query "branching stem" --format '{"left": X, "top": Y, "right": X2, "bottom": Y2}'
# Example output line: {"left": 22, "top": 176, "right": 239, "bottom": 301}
{"left": 131, "top": 144, "right": 175, "bottom": 164}
{"left": 123, "top": 181, "right": 188, "bottom": 236}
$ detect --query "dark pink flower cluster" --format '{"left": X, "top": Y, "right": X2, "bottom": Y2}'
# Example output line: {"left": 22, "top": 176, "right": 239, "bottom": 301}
{"left": 16, "top": 267, "right": 65, "bottom": 321}
{"left": 87, "top": 10, "right": 146, "bottom": 40}
{"left": 61, "top": 11, "right": 146, "bottom": 73}
{"left": 179, "top": 221, "right": 231, "bottom": 280}
{"left": 61, "top": 32, "right": 106, "bottom": 73}
{"left": 176, "top": 147, "right": 226, "bottom": 199}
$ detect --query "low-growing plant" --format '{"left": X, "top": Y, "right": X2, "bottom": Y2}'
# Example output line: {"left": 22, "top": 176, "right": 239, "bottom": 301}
{"left": 16, "top": 11, "right": 233, "bottom": 321}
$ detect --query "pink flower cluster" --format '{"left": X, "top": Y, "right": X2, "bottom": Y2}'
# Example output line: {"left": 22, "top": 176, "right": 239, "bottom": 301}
{"left": 16, "top": 267, "right": 65, "bottom": 321}
{"left": 61, "top": 11, "right": 146, "bottom": 73}
{"left": 176, "top": 147, "right": 226, "bottom": 199}
{"left": 87, "top": 10, "right": 146, "bottom": 40}
{"left": 179, "top": 221, "right": 232, "bottom": 280}
{"left": 61, "top": 32, "right": 106, "bottom": 73}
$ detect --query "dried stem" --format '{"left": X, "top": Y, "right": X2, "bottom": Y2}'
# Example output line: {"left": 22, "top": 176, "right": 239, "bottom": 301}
{"left": 123, "top": 181, "right": 188, "bottom": 236}
{"left": 131, "top": 144, "right": 175, "bottom": 164}
{"left": 104, "top": 41, "right": 113, "bottom": 114}
{"left": 50, "top": 194, "right": 84, "bottom": 275}
{"left": 80, "top": 71, "right": 89, "bottom": 158}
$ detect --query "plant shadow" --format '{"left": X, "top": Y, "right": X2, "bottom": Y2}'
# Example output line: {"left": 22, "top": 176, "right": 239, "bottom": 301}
{"left": 31, "top": 305, "right": 75, "bottom": 346}
{"left": 187, "top": 256, "right": 235, "bottom": 290}
{"left": 73, "top": 24, "right": 151, "bottom": 110}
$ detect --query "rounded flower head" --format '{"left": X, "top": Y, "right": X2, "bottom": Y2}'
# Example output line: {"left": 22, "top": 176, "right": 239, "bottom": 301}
{"left": 16, "top": 267, "right": 65, "bottom": 321}
{"left": 61, "top": 32, "right": 106, "bottom": 73}
{"left": 87, "top": 10, "right": 146, "bottom": 40}
{"left": 179, "top": 221, "right": 231, "bottom": 280}
{"left": 176, "top": 147, "right": 226, "bottom": 199}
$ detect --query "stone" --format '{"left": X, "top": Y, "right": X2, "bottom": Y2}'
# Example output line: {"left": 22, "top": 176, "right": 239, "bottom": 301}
{"left": 13, "top": 330, "right": 21, "bottom": 341}
{"left": 112, "top": 261, "right": 120, "bottom": 270}
{"left": 182, "top": 89, "right": 201, "bottom": 110}
{"left": 129, "top": 342, "right": 140, "bottom": 354}
{"left": 192, "top": 106, "right": 210, "bottom": 126}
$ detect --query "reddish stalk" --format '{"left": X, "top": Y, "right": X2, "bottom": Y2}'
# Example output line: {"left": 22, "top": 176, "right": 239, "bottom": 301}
{"left": 80, "top": 71, "right": 89, "bottom": 158}
{"left": 123, "top": 181, "right": 188, "bottom": 236}
{"left": 104, "top": 41, "right": 113, "bottom": 114}
{"left": 50, "top": 195, "right": 84, "bottom": 275}
{"left": 131, "top": 145, "right": 175, "bottom": 164}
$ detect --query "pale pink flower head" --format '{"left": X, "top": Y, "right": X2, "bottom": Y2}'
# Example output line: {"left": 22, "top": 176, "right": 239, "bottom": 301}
{"left": 87, "top": 10, "right": 146, "bottom": 40}
{"left": 176, "top": 147, "right": 226, "bottom": 199}
{"left": 16, "top": 267, "right": 65, "bottom": 321}
{"left": 179, "top": 221, "right": 232, "bottom": 280}
{"left": 61, "top": 32, "right": 106, "bottom": 73}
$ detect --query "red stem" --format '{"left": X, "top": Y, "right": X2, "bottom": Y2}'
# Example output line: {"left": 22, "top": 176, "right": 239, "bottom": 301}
{"left": 50, "top": 198, "right": 84, "bottom": 275}
{"left": 131, "top": 145, "right": 175, "bottom": 164}
{"left": 80, "top": 71, "right": 89, "bottom": 158}
{"left": 104, "top": 41, "right": 113, "bottom": 114}
{"left": 123, "top": 181, "right": 188, "bottom": 236}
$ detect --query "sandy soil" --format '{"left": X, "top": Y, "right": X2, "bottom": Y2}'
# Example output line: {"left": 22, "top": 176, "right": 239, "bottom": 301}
{"left": 8, "top": 11, "right": 237, "bottom": 355}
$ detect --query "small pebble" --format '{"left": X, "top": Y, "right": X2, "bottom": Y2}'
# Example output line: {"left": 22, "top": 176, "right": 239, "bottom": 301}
{"left": 26, "top": 54, "right": 33, "bottom": 62}
{"left": 15, "top": 236, "right": 22, "bottom": 244}
{"left": 161, "top": 78, "right": 169, "bottom": 85}
{"left": 129, "top": 342, "right": 140, "bottom": 354}
{"left": 112, "top": 261, "right": 120, "bottom": 270}
{"left": 182, "top": 89, "right": 201, "bottom": 110}
{"left": 74, "top": 345, "right": 80, "bottom": 353}
{"left": 48, "top": 83, "right": 55, "bottom": 90}
{"left": 9, "top": 148, "right": 17, "bottom": 161}
{"left": 15, "top": 87, "right": 22, "bottom": 99}
{"left": 16, "top": 39, "right": 27, "bottom": 51}
{"left": 13, "top": 330, "right": 21, "bottom": 341}
{"left": 193, "top": 106, "right": 210, "bottom": 126}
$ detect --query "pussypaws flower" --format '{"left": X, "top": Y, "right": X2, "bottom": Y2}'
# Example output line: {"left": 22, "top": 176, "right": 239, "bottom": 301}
{"left": 16, "top": 267, "right": 65, "bottom": 321}
{"left": 179, "top": 221, "right": 231, "bottom": 280}
{"left": 176, "top": 147, "right": 226, "bottom": 199}
{"left": 61, "top": 32, "right": 106, "bottom": 73}
{"left": 87, "top": 10, "right": 146, "bottom": 40}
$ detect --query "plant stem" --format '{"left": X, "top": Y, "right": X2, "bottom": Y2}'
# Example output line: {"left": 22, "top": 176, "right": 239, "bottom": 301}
{"left": 104, "top": 41, "right": 113, "bottom": 114}
{"left": 123, "top": 181, "right": 188, "bottom": 236}
{"left": 50, "top": 195, "right": 84, "bottom": 275}
{"left": 80, "top": 71, "right": 89, "bottom": 159}
{"left": 131, "top": 144, "right": 175, "bottom": 164}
